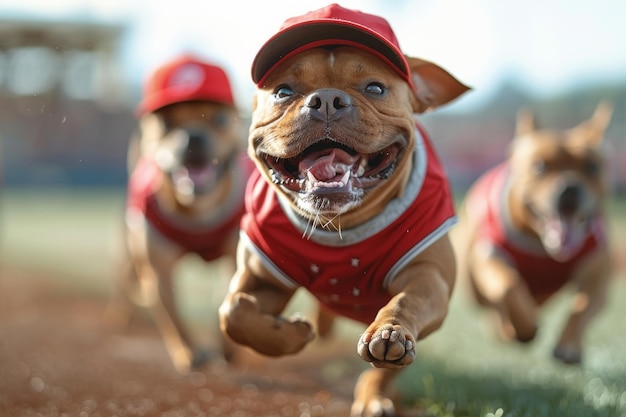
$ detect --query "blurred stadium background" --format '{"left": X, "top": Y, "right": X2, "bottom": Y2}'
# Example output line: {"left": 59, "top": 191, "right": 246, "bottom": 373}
{"left": 0, "top": 0, "right": 624, "bottom": 318}
{"left": 0, "top": 2, "right": 625, "bottom": 415}
{"left": 0, "top": 1, "right": 625, "bottom": 189}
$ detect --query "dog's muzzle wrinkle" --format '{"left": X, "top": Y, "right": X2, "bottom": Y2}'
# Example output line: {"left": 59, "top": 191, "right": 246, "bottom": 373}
{"left": 302, "top": 88, "right": 352, "bottom": 122}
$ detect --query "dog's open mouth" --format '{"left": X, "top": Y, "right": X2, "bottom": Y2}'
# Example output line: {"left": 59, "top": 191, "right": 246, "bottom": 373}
{"left": 171, "top": 164, "right": 220, "bottom": 196}
{"left": 527, "top": 202, "right": 594, "bottom": 262}
{"left": 540, "top": 216, "right": 589, "bottom": 261}
{"left": 260, "top": 140, "right": 403, "bottom": 194}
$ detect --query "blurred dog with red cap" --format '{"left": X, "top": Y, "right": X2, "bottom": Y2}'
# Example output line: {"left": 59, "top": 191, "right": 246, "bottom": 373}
{"left": 105, "top": 53, "right": 254, "bottom": 374}
{"left": 218, "top": 4, "right": 469, "bottom": 416}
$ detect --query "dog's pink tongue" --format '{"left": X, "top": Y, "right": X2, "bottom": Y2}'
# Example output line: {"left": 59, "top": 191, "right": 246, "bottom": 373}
{"left": 299, "top": 148, "right": 358, "bottom": 182}
{"left": 173, "top": 166, "right": 217, "bottom": 195}
{"left": 542, "top": 217, "right": 586, "bottom": 261}
{"left": 187, "top": 166, "right": 217, "bottom": 184}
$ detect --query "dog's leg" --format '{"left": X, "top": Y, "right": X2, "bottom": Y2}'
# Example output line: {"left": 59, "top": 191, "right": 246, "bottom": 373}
{"left": 315, "top": 305, "right": 336, "bottom": 339}
{"left": 357, "top": 237, "right": 455, "bottom": 368}
{"left": 219, "top": 246, "right": 315, "bottom": 357}
{"left": 103, "top": 255, "right": 140, "bottom": 330}
{"left": 146, "top": 258, "right": 208, "bottom": 373}
{"left": 350, "top": 368, "right": 398, "bottom": 417}
{"left": 469, "top": 250, "right": 539, "bottom": 343}
{"left": 124, "top": 226, "right": 204, "bottom": 373}
{"left": 350, "top": 237, "right": 455, "bottom": 417}
{"left": 499, "top": 281, "right": 539, "bottom": 343}
{"left": 214, "top": 253, "right": 257, "bottom": 365}
{"left": 105, "top": 244, "right": 203, "bottom": 373}
{"left": 219, "top": 288, "right": 315, "bottom": 357}
{"left": 553, "top": 250, "right": 610, "bottom": 364}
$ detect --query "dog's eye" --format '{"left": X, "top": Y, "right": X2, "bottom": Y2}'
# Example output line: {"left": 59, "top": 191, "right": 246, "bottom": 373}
{"left": 364, "top": 82, "right": 385, "bottom": 95}
{"left": 532, "top": 159, "right": 547, "bottom": 176}
{"left": 211, "top": 110, "right": 231, "bottom": 129}
{"left": 273, "top": 85, "right": 294, "bottom": 100}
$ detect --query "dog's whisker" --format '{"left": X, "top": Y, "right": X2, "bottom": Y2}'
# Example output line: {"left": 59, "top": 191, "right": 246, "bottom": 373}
{"left": 309, "top": 210, "right": 322, "bottom": 239}
{"left": 303, "top": 209, "right": 319, "bottom": 239}
{"left": 319, "top": 212, "right": 343, "bottom": 238}
{"left": 302, "top": 212, "right": 314, "bottom": 239}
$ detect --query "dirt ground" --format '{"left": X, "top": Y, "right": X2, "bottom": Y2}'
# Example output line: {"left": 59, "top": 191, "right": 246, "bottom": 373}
{"left": 0, "top": 266, "right": 426, "bottom": 417}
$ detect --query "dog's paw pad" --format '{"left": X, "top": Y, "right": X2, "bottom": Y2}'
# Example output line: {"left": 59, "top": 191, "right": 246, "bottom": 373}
{"left": 357, "top": 325, "right": 416, "bottom": 366}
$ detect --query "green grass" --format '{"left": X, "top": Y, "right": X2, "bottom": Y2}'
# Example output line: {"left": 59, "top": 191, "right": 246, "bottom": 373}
{"left": 398, "top": 281, "right": 626, "bottom": 417}
{"left": 1, "top": 188, "right": 625, "bottom": 417}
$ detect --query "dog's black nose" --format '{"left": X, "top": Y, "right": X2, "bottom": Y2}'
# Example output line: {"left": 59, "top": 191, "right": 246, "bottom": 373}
{"left": 187, "top": 131, "right": 208, "bottom": 150}
{"left": 303, "top": 88, "right": 352, "bottom": 121}
{"left": 558, "top": 184, "right": 581, "bottom": 215}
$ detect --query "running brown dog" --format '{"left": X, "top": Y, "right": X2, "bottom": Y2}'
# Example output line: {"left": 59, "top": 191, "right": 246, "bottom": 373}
{"left": 105, "top": 54, "right": 253, "bottom": 373}
{"left": 458, "top": 102, "right": 613, "bottom": 364}
{"left": 218, "top": 4, "right": 469, "bottom": 416}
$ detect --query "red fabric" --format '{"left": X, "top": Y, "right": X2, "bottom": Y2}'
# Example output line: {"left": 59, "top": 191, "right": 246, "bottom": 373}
{"left": 467, "top": 163, "right": 606, "bottom": 301}
{"left": 241, "top": 125, "right": 456, "bottom": 324}
{"left": 127, "top": 154, "right": 253, "bottom": 262}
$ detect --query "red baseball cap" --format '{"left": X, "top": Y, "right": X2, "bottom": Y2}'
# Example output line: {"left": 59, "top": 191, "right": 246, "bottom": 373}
{"left": 251, "top": 3, "right": 413, "bottom": 89}
{"left": 137, "top": 54, "right": 235, "bottom": 115}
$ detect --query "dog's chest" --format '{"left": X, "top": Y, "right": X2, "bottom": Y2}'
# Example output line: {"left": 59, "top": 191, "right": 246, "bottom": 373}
{"left": 242, "top": 141, "right": 457, "bottom": 323}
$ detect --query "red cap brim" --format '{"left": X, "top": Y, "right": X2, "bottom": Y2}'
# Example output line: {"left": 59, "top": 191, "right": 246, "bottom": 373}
{"left": 252, "top": 20, "right": 412, "bottom": 88}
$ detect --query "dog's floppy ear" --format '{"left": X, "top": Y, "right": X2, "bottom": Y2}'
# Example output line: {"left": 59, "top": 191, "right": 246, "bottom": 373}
{"left": 405, "top": 56, "right": 470, "bottom": 113}
{"left": 515, "top": 108, "right": 535, "bottom": 136}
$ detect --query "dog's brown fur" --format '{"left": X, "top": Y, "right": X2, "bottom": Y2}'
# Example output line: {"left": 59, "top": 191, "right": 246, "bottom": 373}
{"left": 457, "top": 102, "right": 613, "bottom": 364}
{"left": 219, "top": 47, "right": 468, "bottom": 416}
{"left": 105, "top": 100, "right": 248, "bottom": 373}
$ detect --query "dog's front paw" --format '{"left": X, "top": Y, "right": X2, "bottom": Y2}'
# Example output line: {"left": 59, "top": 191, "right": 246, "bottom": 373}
{"left": 268, "top": 313, "right": 316, "bottom": 355}
{"left": 221, "top": 292, "right": 314, "bottom": 357}
{"left": 357, "top": 324, "right": 415, "bottom": 369}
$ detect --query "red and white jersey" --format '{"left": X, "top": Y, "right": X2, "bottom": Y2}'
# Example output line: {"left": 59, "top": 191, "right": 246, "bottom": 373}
{"left": 127, "top": 153, "right": 254, "bottom": 261}
{"left": 465, "top": 163, "right": 606, "bottom": 302}
{"left": 241, "top": 123, "right": 457, "bottom": 324}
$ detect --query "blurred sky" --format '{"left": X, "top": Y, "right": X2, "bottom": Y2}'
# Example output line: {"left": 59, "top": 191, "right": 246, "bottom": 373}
{"left": 1, "top": 0, "right": 625, "bottom": 112}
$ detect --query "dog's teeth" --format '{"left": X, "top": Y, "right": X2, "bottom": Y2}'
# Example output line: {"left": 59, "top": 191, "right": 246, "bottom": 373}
{"left": 305, "top": 170, "right": 351, "bottom": 188}
{"left": 340, "top": 170, "right": 350, "bottom": 185}
{"left": 354, "top": 159, "right": 367, "bottom": 177}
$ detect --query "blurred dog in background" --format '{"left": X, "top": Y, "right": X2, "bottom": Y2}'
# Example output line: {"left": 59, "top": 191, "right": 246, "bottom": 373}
{"left": 457, "top": 101, "right": 613, "bottom": 364}
{"left": 105, "top": 54, "right": 253, "bottom": 373}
